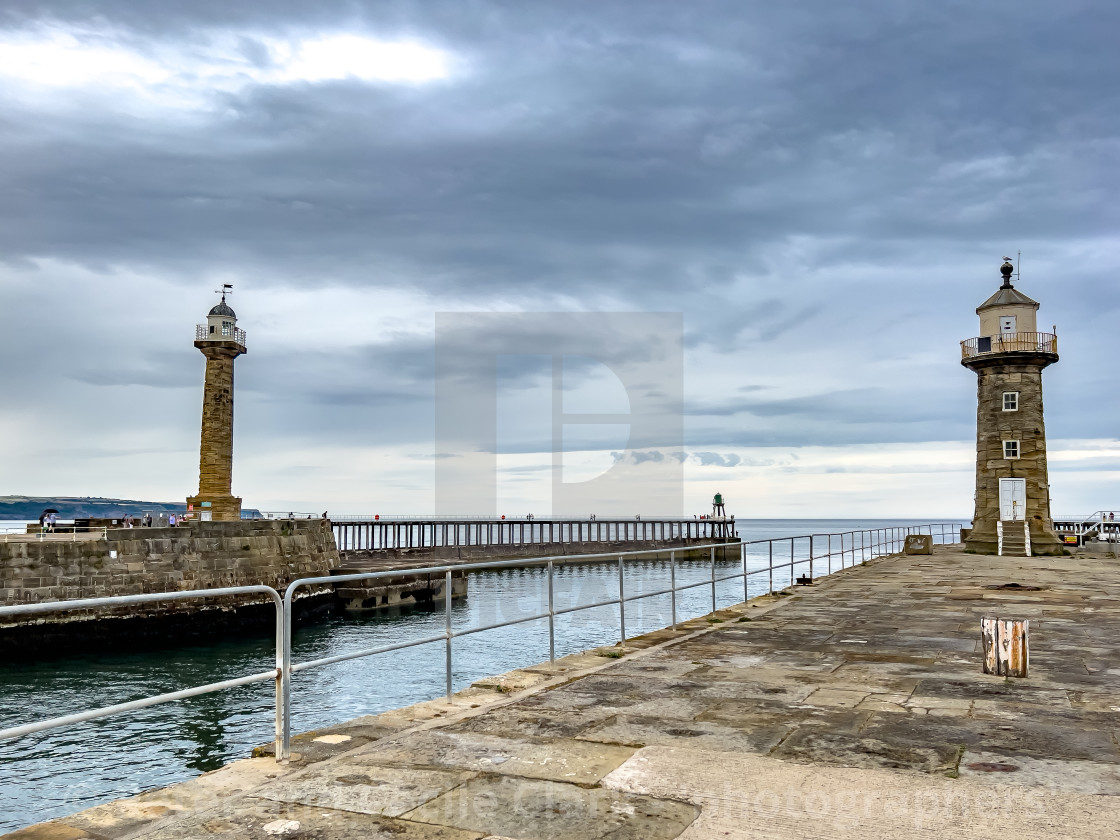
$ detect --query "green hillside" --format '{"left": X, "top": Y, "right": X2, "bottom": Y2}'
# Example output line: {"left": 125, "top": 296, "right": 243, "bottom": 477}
{"left": 0, "top": 496, "right": 261, "bottom": 519}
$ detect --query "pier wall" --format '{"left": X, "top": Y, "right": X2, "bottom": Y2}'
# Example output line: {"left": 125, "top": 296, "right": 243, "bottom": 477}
{"left": 333, "top": 539, "right": 741, "bottom": 611}
{"left": 337, "top": 537, "right": 738, "bottom": 568}
{"left": 0, "top": 520, "right": 338, "bottom": 654}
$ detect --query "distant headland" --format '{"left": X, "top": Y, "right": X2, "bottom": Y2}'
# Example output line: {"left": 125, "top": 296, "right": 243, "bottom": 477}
{"left": 0, "top": 496, "right": 262, "bottom": 520}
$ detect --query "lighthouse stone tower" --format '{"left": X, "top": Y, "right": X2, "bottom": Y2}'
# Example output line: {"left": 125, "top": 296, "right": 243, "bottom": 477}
{"left": 961, "top": 259, "right": 1061, "bottom": 555}
{"left": 187, "top": 290, "right": 246, "bottom": 522}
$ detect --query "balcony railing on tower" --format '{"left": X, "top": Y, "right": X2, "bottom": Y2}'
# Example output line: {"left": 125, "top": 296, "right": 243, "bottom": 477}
{"left": 961, "top": 332, "right": 1056, "bottom": 360}
{"left": 196, "top": 324, "right": 247, "bottom": 346}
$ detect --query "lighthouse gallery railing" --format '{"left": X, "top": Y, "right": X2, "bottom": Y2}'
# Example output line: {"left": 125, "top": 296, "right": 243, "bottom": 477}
{"left": 961, "top": 332, "right": 1056, "bottom": 360}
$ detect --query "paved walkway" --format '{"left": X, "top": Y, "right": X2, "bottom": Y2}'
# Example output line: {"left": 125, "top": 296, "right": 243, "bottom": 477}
{"left": 10, "top": 546, "right": 1120, "bottom": 839}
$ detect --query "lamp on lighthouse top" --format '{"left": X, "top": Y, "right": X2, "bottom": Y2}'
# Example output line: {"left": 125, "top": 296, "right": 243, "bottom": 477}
{"left": 961, "top": 259, "right": 1056, "bottom": 362}
{"left": 196, "top": 284, "right": 246, "bottom": 347}
{"left": 976, "top": 258, "right": 1040, "bottom": 338}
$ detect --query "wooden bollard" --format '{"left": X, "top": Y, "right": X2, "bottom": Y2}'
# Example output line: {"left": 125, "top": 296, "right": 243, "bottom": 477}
{"left": 981, "top": 618, "right": 1029, "bottom": 678}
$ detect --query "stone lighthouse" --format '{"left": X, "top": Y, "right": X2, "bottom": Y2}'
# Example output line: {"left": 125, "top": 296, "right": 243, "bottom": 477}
{"left": 961, "top": 259, "right": 1061, "bottom": 555}
{"left": 186, "top": 286, "right": 246, "bottom": 522}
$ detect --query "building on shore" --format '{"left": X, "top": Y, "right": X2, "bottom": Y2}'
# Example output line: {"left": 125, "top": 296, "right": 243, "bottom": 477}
{"left": 186, "top": 288, "right": 246, "bottom": 522}
{"left": 961, "top": 259, "right": 1062, "bottom": 555}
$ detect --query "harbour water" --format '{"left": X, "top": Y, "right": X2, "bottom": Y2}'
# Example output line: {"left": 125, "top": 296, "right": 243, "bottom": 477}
{"left": 0, "top": 518, "right": 961, "bottom": 833}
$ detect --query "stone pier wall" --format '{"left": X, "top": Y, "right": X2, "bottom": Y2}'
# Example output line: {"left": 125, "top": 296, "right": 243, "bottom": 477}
{"left": 0, "top": 520, "right": 339, "bottom": 653}
{"left": 338, "top": 537, "right": 740, "bottom": 568}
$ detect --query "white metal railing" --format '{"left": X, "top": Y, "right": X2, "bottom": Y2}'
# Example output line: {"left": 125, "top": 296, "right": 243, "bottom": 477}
{"left": 1053, "top": 510, "right": 1119, "bottom": 542}
{"left": 195, "top": 324, "right": 247, "bottom": 345}
{"left": 0, "top": 525, "right": 108, "bottom": 543}
{"left": 0, "top": 523, "right": 962, "bottom": 765}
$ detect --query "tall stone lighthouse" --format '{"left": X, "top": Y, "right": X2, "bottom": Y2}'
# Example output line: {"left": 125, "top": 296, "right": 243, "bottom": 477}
{"left": 961, "top": 259, "right": 1061, "bottom": 555}
{"left": 186, "top": 287, "right": 246, "bottom": 522}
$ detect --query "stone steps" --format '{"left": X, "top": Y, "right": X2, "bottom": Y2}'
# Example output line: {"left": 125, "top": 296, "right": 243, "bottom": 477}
{"left": 999, "top": 520, "right": 1029, "bottom": 556}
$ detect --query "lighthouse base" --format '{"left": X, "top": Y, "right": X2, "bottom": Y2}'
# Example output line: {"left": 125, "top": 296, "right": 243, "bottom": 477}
{"left": 964, "top": 518, "right": 1064, "bottom": 556}
{"left": 186, "top": 494, "right": 243, "bottom": 522}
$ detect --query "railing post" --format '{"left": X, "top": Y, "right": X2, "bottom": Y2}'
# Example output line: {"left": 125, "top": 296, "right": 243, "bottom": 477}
{"left": 809, "top": 536, "right": 814, "bottom": 581}
{"left": 710, "top": 545, "right": 717, "bottom": 614}
{"left": 827, "top": 533, "right": 832, "bottom": 575}
{"left": 547, "top": 559, "right": 555, "bottom": 662}
{"left": 618, "top": 556, "right": 626, "bottom": 643}
{"left": 279, "top": 594, "right": 292, "bottom": 762}
{"left": 273, "top": 595, "right": 286, "bottom": 763}
{"left": 789, "top": 539, "right": 794, "bottom": 587}
{"left": 445, "top": 570, "right": 453, "bottom": 699}
{"left": 741, "top": 542, "right": 748, "bottom": 605}
{"left": 670, "top": 551, "right": 677, "bottom": 629}
{"left": 768, "top": 541, "right": 773, "bottom": 594}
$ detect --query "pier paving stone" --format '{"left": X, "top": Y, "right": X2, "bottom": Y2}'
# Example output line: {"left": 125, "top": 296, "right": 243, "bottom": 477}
{"left": 253, "top": 762, "right": 477, "bottom": 817}
{"left": 140, "top": 801, "right": 483, "bottom": 840}
{"left": 401, "top": 775, "right": 698, "bottom": 840}
{"left": 351, "top": 729, "right": 636, "bottom": 784}
{"left": 18, "top": 546, "right": 1120, "bottom": 839}
{"left": 576, "top": 713, "right": 792, "bottom": 753}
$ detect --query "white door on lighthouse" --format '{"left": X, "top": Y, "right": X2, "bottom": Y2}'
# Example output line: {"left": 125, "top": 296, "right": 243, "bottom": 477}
{"left": 999, "top": 478, "right": 1026, "bottom": 521}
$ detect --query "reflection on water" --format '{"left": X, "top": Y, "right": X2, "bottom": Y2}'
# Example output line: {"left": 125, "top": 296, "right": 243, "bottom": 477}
{"left": 0, "top": 520, "right": 954, "bottom": 832}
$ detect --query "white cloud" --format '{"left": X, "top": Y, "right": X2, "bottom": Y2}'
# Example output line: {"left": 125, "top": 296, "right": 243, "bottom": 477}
{"left": 0, "top": 25, "right": 454, "bottom": 113}
{"left": 278, "top": 35, "right": 448, "bottom": 84}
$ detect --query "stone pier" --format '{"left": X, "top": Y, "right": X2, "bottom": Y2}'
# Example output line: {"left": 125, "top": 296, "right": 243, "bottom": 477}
{"left": 11, "top": 545, "right": 1120, "bottom": 839}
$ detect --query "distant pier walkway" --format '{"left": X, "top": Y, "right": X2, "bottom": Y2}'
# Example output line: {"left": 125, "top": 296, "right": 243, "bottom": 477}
{"left": 323, "top": 516, "right": 740, "bottom": 611}
{"left": 323, "top": 516, "right": 736, "bottom": 553}
{"left": 21, "top": 544, "right": 1120, "bottom": 839}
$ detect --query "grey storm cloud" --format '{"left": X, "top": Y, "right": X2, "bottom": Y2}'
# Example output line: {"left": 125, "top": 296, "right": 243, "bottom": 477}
{"left": 3, "top": 0, "right": 1119, "bottom": 296}
{"left": 1, "top": 0, "right": 1117, "bottom": 479}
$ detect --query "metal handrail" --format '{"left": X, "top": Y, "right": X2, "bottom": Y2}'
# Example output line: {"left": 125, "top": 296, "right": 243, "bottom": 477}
{"left": 0, "top": 586, "right": 284, "bottom": 746}
{"left": 0, "top": 523, "right": 962, "bottom": 770}
{"left": 960, "top": 332, "right": 1057, "bottom": 359}
{"left": 1053, "top": 510, "right": 1119, "bottom": 542}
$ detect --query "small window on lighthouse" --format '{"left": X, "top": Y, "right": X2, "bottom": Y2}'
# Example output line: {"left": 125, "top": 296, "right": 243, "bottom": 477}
{"left": 1003, "top": 440, "right": 1020, "bottom": 459}
{"left": 1002, "top": 392, "right": 1019, "bottom": 412}
{"left": 222, "top": 321, "right": 233, "bottom": 336}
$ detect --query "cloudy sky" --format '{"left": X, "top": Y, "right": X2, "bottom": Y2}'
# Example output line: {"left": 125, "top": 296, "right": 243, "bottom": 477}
{"left": 1, "top": 1, "right": 1117, "bottom": 518}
